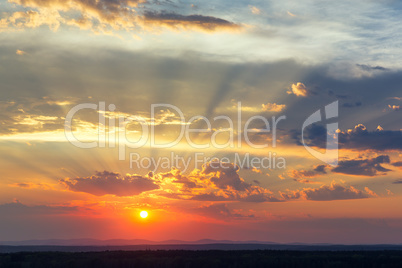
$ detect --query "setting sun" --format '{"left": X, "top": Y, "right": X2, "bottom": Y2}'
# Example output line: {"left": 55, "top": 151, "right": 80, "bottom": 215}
{"left": 140, "top": 211, "right": 149, "bottom": 219}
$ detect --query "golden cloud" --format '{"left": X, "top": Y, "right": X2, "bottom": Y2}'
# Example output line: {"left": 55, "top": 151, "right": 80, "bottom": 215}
{"left": 3, "top": 0, "right": 242, "bottom": 34}
{"left": 287, "top": 82, "right": 308, "bottom": 97}
{"left": 261, "top": 102, "right": 286, "bottom": 112}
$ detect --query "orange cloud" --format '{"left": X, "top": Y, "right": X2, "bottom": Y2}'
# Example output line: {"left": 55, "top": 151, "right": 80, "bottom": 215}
{"left": 154, "top": 162, "right": 281, "bottom": 203}
{"left": 58, "top": 161, "right": 379, "bottom": 203}
{"left": 4, "top": 0, "right": 242, "bottom": 34}
{"left": 288, "top": 165, "right": 327, "bottom": 179}
{"left": 16, "top": 49, "right": 27, "bottom": 55}
{"left": 261, "top": 102, "right": 286, "bottom": 112}
{"left": 287, "top": 82, "right": 308, "bottom": 97}
{"left": 388, "top": 105, "right": 400, "bottom": 111}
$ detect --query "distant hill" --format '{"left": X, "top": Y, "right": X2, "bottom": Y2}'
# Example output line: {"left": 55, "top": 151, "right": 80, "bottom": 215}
{"left": 0, "top": 240, "right": 402, "bottom": 253}
{"left": 0, "top": 238, "right": 276, "bottom": 246}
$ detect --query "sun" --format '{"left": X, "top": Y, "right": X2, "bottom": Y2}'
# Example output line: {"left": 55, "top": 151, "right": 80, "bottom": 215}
{"left": 140, "top": 211, "right": 148, "bottom": 219}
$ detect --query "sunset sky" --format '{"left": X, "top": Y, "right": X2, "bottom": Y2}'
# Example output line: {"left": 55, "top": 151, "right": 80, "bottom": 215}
{"left": 0, "top": 0, "right": 402, "bottom": 244}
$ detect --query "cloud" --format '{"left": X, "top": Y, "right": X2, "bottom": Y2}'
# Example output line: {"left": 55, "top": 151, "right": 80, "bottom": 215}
{"left": 331, "top": 155, "right": 392, "bottom": 176}
{"left": 388, "top": 105, "right": 400, "bottom": 111}
{"left": 251, "top": 167, "right": 262, "bottom": 174}
{"left": 0, "top": 98, "right": 69, "bottom": 135}
{"left": 314, "top": 165, "right": 327, "bottom": 174}
{"left": 249, "top": 6, "right": 261, "bottom": 15}
{"left": 261, "top": 102, "right": 286, "bottom": 112}
{"left": 0, "top": 200, "right": 83, "bottom": 216}
{"left": 297, "top": 124, "right": 402, "bottom": 151}
{"left": 4, "top": 0, "right": 140, "bottom": 33}
{"left": 281, "top": 182, "right": 375, "bottom": 201}
{"left": 202, "top": 161, "right": 251, "bottom": 191}
{"left": 9, "top": 182, "right": 54, "bottom": 190}
{"left": 356, "top": 64, "right": 389, "bottom": 72}
{"left": 3, "top": 0, "right": 241, "bottom": 34}
{"left": 364, "top": 187, "right": 378, "bottom": 197}
{"left": 288, "top": 165, "right": 327, "bottom": 179}
{"left": 342, "top": 102, "right": 362, "bottom": 108}
{"left": 155, "top": 161, "right": 281, "bottom": 203}
{"left": 290, "top": 170, "right": 318, "bottom": 178}
{"left": 393, "top": 179, "right": 402, "bottom": 184}
{"left": 60, "top": 171, "right": 159, "bottom": 196}
{"left": 143, "top": 11, "right": 241, "bottom": 32}
{"left": 289, "top": 165, "right": 327, "bottom": 184}
{"left": 392, "top": 161, "right": 402, "bottom": 167}
{"left": 16, "top": 49, "right": 27, "bottom": 55}
{"left": 337, "top": 124, "right": 402, "bottom": 151}
{"left": 287, "top": 82, "right": 309, "bottom": 97}
{"left": 193, "top": 203, "right": 254, "bottom": 219}
{"left": 293, "top": 179, "right": 321, "bottom": 184}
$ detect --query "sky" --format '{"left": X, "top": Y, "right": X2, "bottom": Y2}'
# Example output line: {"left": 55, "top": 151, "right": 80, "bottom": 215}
{"left": 0, "top": 0, "right": 401, "bottom": 244}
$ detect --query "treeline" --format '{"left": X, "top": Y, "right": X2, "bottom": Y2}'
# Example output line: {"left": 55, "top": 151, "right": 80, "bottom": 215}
{"left": 0, "top": 250, "right": 402, "bottom": 268}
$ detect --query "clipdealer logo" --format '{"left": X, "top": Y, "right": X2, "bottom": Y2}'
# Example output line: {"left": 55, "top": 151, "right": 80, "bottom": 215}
{"left": 64, "top": 101, "right": 339, "bottom": 170}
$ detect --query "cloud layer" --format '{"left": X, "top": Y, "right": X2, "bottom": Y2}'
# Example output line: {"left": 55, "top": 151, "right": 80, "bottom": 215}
{"left": 60, "top": 171, "right": 159, "bottom": 196}
{"left": 281, "top": 182, "right": 375, "bottom": 201}
{"left": 60, "top": 162, "right": 377, "bottom": 202}
{"left": 332, "top": 155, "right": 392, "bottom": 177}
{"left": 298, "top": 124, "right": 402, "bottom": 151}
{"left": 2, "top": 0, "right": 241, "bottom": 33}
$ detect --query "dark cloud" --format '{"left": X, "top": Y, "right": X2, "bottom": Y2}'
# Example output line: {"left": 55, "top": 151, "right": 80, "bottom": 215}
{"left": 288, "top": 165, "right": 327, "bottom": 179}
{"left": 337, "top": 125, "right": 402, "bottom": 150}
{"left": 281, "top": 182, "right": 375, "bottom": 201}
{"left": 356, "top": 64, "right": 389, "bottom": 72}
{"left": 202, "top": 161, "right": 251, "bottom": 191}
{"left": 332, "top": 155, "right": 392, "bottom": 176}
{"left": 330, "top": 92, "right": 348, "bottom": 99}
{"left": 297, "top": 124, "right": 402, "bottom": 151}
{"left": 314, "top": 165, "right": 327, "bottom": 174}
{"left": 392, "top": 161, "right": 402, "bottom": 167}
{"left": 393, "top": 179, "right": 402, "bottom": 184}
{"left": 293, "top": 123, "right": 327, "bottom": 148}
{"left": 342, "top": 101, "right": 362, "bottom": 108}
{"left": 60, "top": 171, "right": 159, "bottom": 196}
{"left": 143, "top": 11, "right": 241, "bottom": 32}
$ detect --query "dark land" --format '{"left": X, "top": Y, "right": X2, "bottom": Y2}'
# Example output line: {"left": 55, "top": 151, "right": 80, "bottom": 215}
{"left": 1, "top": 242, "right": 402, "bottom": 268}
